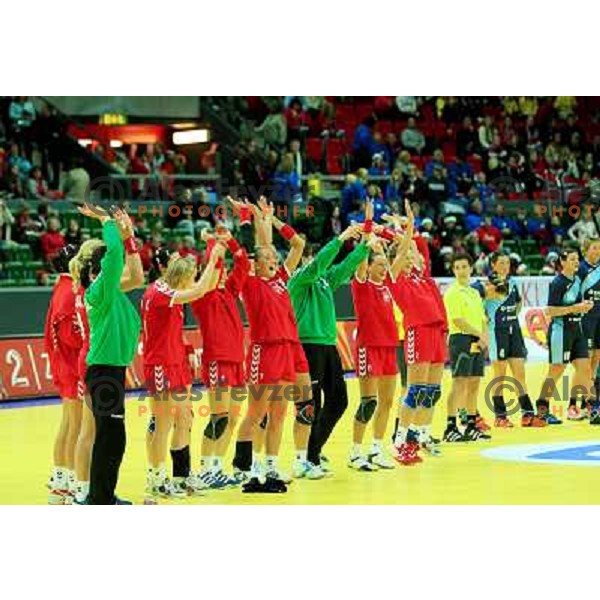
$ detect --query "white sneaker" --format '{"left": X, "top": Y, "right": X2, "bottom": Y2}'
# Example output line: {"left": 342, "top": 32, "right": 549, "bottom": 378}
{"left": 275, "top": 468, "right": 292, "bottom": 484}
{"left": 292, "top": 459, "right": 328, "bottom": 480}
{"left": 348, "top": 455, "right": 378, "bottom": 471}
{"left": 368, "top": 451, "right": 395, "bottom": 469}
{"left": 306, "top": 463, "right": 330, "bottom": 480}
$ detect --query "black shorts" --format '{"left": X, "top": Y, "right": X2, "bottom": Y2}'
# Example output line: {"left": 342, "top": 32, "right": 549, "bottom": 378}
{"left": 449, "top": 334, "right": 485, "bottom": 378}
{"left": 582, "top": 313, "right": 600, "bottom": 351}
{"left": 548, "top": 320, "right": 589, "bottom": 365}
{"left": 489, "top": 323, "right": 527, "bottom": 362}
{"left": 396, "top": 344, "right": 407, "bottom": 388}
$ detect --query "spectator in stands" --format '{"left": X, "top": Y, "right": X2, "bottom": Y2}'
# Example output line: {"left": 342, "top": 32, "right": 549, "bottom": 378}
{"left": 27, "top": 167, "right": 49, "bottom": 200}
{"left": 519, "top": 97, "right": 539, "bottom": 118}
{"left": 555, "top": 96, "right": 577, "bottom": 120}
{"left": 383, "top": 132, "right": 400, "bottom": 168}
{"left": 177, "top": 235, "right": 203, "bottom": 266}
{"left": 140, "top": 231, "right": 164, "bottom": 271}
{"left": 465, "top": 198, "right": 484, "bottom": 232}
{"left": 426, "top": 165, "right": 448, "bottom": 210}
{"left": 284, "top": 97, "right": 308, "bottom": 142}
{"left": 424, "top": 149, "right": 446, "bottom": 178}
{"left": 352, "top": 117, "right": 375, "bottom": 169}
{"left": 369, "top": 153, "right": 389, "bottom": 176}
{"left": 341, "top": 172, "right": 366, "bottom": 227}
{"left": 476, "top": 214, "right": 502, "bottom": 253}
{"left": 256, "top": 105, "right": 287, "bottom": 151}
{"left": 396, "top": 96, "right": 419, "bottom": 116}
{"left": 8, "top": 96, "right": 36, "bottom": 152}
{"left": 34, "top": 102, "right": 64, "bottom": 188}
{"left": 400, "top": 117, "right": 426, "bottom": 154}
{"left": 401, "top": 164, "right": 428, "bottom": 206}
{"left": 272, "top": 152, "right": 301, "bottom": 207}
{"left": 456, "top": 116, "right": 479, "bottom": 156}
{"left": 395, "top": 150, "right": 413, "bottom": 177}
{"left": 61, "top": 159, "right": 90, "bottom": 203}
{"left": 541, "top": 251, "right": 559, "bottom": 275}
{"left": 491, "top": 204, "right": 515, "bottom": 237}
{"left": 7, "top": 143, "right": 32, "bottom": 183}
{"left": 0, "top": 200, "right": 15, "bottom": 241}
{"left": 448, "top": 154, "right": 474, "bottom": 196}
{"left": 478, "top": 115, "right": 494, "bottom": 151}
{"left": 64, "top": 218, "right": 82, "bottom": 247}
{"left": 305, "top": 96, "right": 325, "bottom": 121}
{"left": 40, "top": 217, "right": 65, "bottom": 263}
{"left": 366, "top": 184, "right": 387, "bottom": 221}
{"left": 568, "top": 214, "right": 599, "bottom": 243}
{"left": 525, "top": 116, "right": 542, "bottom": 151}
{"left": 289, "top": 139, "right": 303, "bottom": 179}
{"left": 385, "top": 168, "right": 403, "bottom": 202}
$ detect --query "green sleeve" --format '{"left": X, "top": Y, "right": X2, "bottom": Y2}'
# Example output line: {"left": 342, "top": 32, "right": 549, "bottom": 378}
{"left": 86, "top": 220, "right": 124, "bottom": 308}
{"left": 325, "top": 243, "right": 369, "bottom": 290}
{"left": 289, "top": 238, "right": 342, "bottom": 289}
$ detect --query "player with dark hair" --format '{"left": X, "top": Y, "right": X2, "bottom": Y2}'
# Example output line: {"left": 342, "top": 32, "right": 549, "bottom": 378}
{"left": 348, "top": 201, "right": 398, "bottom": 471}
{"left": 389, "top": 202, "right": 448, "bottom": 464}
{"left": 45, "top": 244, "right": 83, "bottom": 504}
{"left": 231, "top": 198, "right": 307, "bottom": 493}
{"left": 191, "top": 224, "right": 250, "bottom": 488}
{"left": 288, "top": 222, "right": 365, "bottom": 477}
{"left": 577, "top": 238, "right": 600, "bottom": 423}
{"left": 474, "top": 251, "right": 546, "bottom": 428}
{"left": 443, "top": 252, "right": 491, "bottom": 442}
{"left": 141, "top": 245, "right": 223, "bottom": 502}
{"left": 536, "top": 248, "right": 593, "bottom": 424}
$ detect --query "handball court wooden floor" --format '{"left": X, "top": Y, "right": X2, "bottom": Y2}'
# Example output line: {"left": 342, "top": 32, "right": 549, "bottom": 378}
{"left": 1, "top": 363, "right": 600, "bottom": 504}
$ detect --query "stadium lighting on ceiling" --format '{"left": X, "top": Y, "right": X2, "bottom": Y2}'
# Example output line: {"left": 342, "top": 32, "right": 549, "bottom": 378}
{"left": 110, "top": 140, "right": 123, "bottom": 148}
{"left": 173, "top": 129, "right": 209, "bottom": 145}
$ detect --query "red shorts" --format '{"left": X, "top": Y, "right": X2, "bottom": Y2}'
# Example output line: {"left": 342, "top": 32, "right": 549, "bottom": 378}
{"left": 355, "top": 346, "right": 398, "bottom": 378}
{"left": 201, "top": 360, "right": 246, "bottom": 390}
{"left": 247, "top": 341, "right": 309, "bottom": 385}
{"left": 144, "top": 363, "right": 192, "bottom": 394}
{"left": 405, "top": 324, "right": 448, "bottom": 365}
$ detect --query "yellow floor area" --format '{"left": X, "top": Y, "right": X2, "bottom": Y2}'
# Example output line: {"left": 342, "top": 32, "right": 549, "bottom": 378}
{"left": 1, "top": 364, "right": 600, "bottom": 504}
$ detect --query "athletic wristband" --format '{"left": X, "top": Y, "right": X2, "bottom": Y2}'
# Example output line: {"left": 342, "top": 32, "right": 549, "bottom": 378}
{"left": 380, "top": 227, "right": 396, "bottom": 241}
{"left": 363, "top": 219, "right": 373, "bottom": 234}
{"left": 124, "top": 237, "right": 139, "bottom": 254}
{"left": 239, "top": 206, "right": 252, "bottom": 225}
{"left": 227, "top": 238, "right": 241, "bottom": 254}
{"left": 280, "top": 224, "right": 296, "bottom": 241}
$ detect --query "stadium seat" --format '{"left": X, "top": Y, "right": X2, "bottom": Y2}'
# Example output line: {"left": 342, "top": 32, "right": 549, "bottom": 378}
{"left": 306, "top": 137, "right": 323, "bottom": 164}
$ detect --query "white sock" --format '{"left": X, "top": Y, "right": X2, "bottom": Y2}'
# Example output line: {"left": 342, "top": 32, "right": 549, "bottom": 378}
{"left": 52, "top": 467, "right": 66, "bottom": 489}
{"left": 419, "top": 425, "right": 431, "bottom": 442}
{"left": 67, "top": 471, "right": 76, "bottom": 492}
{"left": 200, "top": 457, "right": 211, "bottom": 474}
{"left": 75, "top": 481, "right": 89, "bottom": 502}
{"left": 371, "top": 439, "right": 383, "bottom": 455}
{"left": 212, "top": 457, "right": 223, "bottom": 473}
{"left": 351, "top": 443, "right": 362, "bottom": 458}
{"left": 264, "top": 455, "right": 278, "bottom": 472}
{"left": 296, "top": 450, "right": 307, "bottom": 462}
{"left": 157, "top": 463, "right": 167, "bottom": 482}
{"left": 394, "top": 427, "right": 407, "bottom": 445}
{"left": 252, "top": 453, "right": 261, "bottom": 466}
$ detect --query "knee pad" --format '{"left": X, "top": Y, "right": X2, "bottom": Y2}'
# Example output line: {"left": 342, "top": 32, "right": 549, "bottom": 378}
{"left": 147, "top": 415, "right": 156, "bottom": 434}
{"left": 355, "top": 396, "right": 377, "bottom": 424}
{"left": 404, "top": 384, "right": 427, "bottom": 410}
{"left": 204, "top": 413, "right": 228, "bottom": 441}
{"left": 295, "top": 399, "right": 316, "bottom": 426}
{"left": 259, "top": 414, "right": 269, "bottom": 430}
{"left": 420, "top": 385, "right": 441, "bottom": 408}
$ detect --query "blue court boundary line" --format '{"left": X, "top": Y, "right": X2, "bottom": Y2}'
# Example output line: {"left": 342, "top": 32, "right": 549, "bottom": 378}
{"left": 0, "top": 371, "right": 362, "bottom": 411}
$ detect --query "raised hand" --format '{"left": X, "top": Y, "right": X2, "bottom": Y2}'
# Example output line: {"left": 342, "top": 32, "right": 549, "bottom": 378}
{"left": 339, "top": 224, "right": 363, "bottom": 242}
{"left": 365, "top": 199, "right": 374, "bottom": 222}
{"left": 215, "top": 226, "right": 233, "bottom": 244}
{"left": 114, "top": 208, "right": 135, "bottom": 240}
{"left": 77, "top": 202, "right": 109, "bottom": 220}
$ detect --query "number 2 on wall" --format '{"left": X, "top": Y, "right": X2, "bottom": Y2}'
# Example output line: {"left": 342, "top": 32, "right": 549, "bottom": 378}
{"left": 6, "top": 349, "right": 30, "bottom": 388}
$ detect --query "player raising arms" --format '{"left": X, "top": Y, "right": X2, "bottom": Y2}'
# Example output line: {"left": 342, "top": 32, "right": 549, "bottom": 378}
{"left": 141, "top": 243, "right": 224, "bottom": 502}
{"left": 536, "top": 248, "right": 593, "bottom": 425}
{"left": 191, "top": 223, "right": 250, "bottom": 488}
{"left": 69, "top": 209, "right": 145, "bottom": 505}
{"left": 45, "top": 244, "right": 84, "bottom": 504}
{"left": 231, "top": 198, "right": 308, "bottom": 493}
{"left": 389, "top": 201, "right": 448, "bottom": 464}
{"left": 348, "top": 201, "right": 398, "bottom": 471}
{"left": 577, "top": 238, "right": 600, "bottom": 423}
{"left": 474, "top": 252, "right": 546, "bottom": 428}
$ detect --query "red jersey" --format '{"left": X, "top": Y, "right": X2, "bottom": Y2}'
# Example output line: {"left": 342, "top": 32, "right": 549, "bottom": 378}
{"left": 242, "top": 266, "right": 300, "bottom": 344}
{"left": 390, "top": 270, "right": 447, "bottom": 329}
{"left": 391, "top": 235, "right": 447, "bottom": 329}
{"left": 75, "top": 290, "right": 90, "bottom": 378}
{"left": 191, "top": 249, "right": 249, "bottom": 363}
{"left": 141, "top": 280, "right": 186, "bottom": 366}
{"left": 44, "top": 274, "right": 83, "bottom": 383}
{"left": 351, "top": 276, "right": 399, "bottom": 347}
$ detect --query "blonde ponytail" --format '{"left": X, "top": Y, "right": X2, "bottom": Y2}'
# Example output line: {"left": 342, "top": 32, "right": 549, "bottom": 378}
{"left": 69, "top": 239, "right": 105, "bottom": 288}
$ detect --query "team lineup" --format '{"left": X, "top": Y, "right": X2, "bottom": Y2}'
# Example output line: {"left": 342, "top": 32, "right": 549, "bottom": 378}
{"left": 43, "top": 198, "right": 600, "bottom": 504}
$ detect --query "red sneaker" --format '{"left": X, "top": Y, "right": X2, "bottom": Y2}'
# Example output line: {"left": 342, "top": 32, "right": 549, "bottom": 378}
{"left": 476, "top": 415, "right": 491, "bottom": 431}
{"left": 521, "top": 414, "right": 547, "bottom": 427}
{"left": 394, "top": 442, "right": 422, "bottom": 466}
{"left": 494, "top": 416, "right": 514, "bottom": 428}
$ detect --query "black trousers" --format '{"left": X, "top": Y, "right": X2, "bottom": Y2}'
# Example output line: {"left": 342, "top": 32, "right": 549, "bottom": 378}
{"left": 86, "top": 365, "right": 127, "bottom": 505}
{"left": 304, "top": 344, "right": 348, "bottom": 465}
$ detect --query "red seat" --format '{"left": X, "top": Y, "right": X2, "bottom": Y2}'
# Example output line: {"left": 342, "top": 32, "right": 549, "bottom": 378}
{"left": 305, "top": 138, "right": 323, "bottom": 163}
